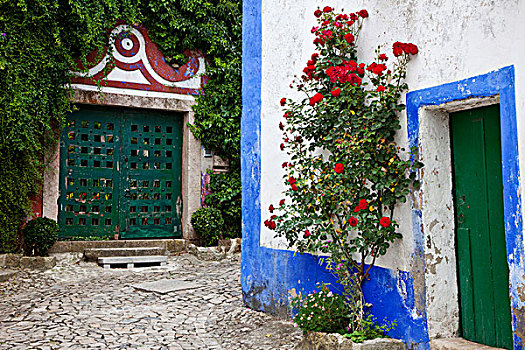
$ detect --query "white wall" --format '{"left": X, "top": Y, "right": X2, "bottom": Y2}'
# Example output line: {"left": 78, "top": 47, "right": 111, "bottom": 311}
{"left": 260, "top": 0, "right": 525, "bottom": 266}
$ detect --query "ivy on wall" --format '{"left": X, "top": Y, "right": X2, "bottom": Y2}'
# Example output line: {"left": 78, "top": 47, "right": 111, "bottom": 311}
{"left": 0, "top": 0, "right": 241, "bottom": 252}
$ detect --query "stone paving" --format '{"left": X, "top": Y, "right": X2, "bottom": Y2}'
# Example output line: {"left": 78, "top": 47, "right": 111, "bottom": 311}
{"left": 0, "top": 253, "right": 302, "bottom": 349}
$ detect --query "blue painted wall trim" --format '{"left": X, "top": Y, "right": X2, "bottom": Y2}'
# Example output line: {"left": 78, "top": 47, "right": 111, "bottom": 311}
{"left": 241, "top": 0, "right": 428, "bottom": 347}
{"left": 406, "top": 66, "right": 524, "bottom": 350}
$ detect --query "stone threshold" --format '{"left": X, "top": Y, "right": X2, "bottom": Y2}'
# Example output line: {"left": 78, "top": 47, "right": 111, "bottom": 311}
{"left": 49, "top": 239, "right": 187, "bottom": 254}
{"left": 430, "top": 338, "right": 507, "bottom": 350}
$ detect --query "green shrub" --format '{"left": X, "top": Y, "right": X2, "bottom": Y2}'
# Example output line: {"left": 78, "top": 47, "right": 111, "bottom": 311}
{"left": 191, "top": 207, "right": 224, "bottom": 246}
{"left": 344, "top": 316, "right": 396, "bottom": 343}
{"left": 204, "top": 171, "right": 241, "bottom": 239}
{"left": 22, "top": 217, "right": 58, "bottom": 256}
{"left": 292, "top": 284, "right": 350, "bottom": 334}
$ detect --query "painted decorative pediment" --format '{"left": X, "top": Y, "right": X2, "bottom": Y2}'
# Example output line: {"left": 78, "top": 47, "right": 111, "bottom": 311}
{"left": 71, "top": 24, "right": 205, "bottom": 99}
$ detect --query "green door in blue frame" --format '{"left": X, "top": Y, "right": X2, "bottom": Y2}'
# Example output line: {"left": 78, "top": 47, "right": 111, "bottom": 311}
{"left": 59, "top": 105, "right": 183, "bottom": 239}
{"left": 450, "top": 104, "right": 513, "bottom": 349}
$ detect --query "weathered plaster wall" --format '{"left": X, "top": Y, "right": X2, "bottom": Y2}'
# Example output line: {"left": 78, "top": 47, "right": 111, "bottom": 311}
{"left": 243, "top": 0, "right": 525, "bottom": 349}
{"left": 258, "top": 0, "right": 525, "bottom": 273}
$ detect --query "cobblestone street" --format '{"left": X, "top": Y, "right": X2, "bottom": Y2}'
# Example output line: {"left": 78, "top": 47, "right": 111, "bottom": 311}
{"left": 0, "top": 254, "right": 302, "bottom": 350}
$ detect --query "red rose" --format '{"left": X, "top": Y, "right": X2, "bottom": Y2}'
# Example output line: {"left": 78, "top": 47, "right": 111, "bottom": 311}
{"left": 284, "top": 112, "right": 289, "bottom": 119}
{"left": 280, "top": 98, "right": 286, "bottom": 106}
{"left": 280, "top": 143, "right": 285, "bottom": 151}
{"left": 346, "top": 20, "right": 354, "bottom": 26}
{"left": 372, "top": 64, "right": 387, "bottom": 76}
{"left": 379, "top": 54, "right": 388, "bottom": 61}
{"left": 313, "top": 37, "right": 325, "bottom": 46}
{"left": 377, "top": 85, "right": 385, "bottom": 92}
{"left": 314, "top": 9, "right": 322, "bottom": 17}
{"left": 323, "top": 6, "right": 333, "bottom": 13}
{"left": 279, "top": 122, "right": 284, "bottom": 130}
{"left": 392, "top": 41, "right": 405, "bottom": 57}
{"left": 334, "top": 163, "right": 344, "bottom": 174}
{"left": 331, "top": 87, "right": 341, "bottom": 97}
{"left": 380, "top": 217, "right": 391, "bottom": 228}
{"left": 309, "top": 93, "right": 324, "bottom": 106}
{"left": 349, "top": 216, "right": 358, "bottom": 227}
{"left": 279, "top": 199, "right": 285, "bottom": 206}
{"left": 269, "top": 220, "right": 276, "bottom": 230}
{"left": 344, "top": 33, "right": 355, "bottom": 44}
{"left": 288, "top": 176, "right": 297, "bottom": 185}
{"left": 393, "top": 47, "right": 403, "bottom": 57}
{"left": 269, "top": 204, "right": 274, "bottom": 213}
{"left": 406, "top": 43, "right": 418, "bottom": 55}
{"left": 354, "top": 199, "right": 368, "bottom": 212}
{"left": 282, "top": 162, "right": 288, "bottom": 168}
{"left": 291, "top": 184, "right": 298, "bottom": 191}
{"left": 350, "top": 13, "right": 358, "bottom": 20}
{"left": 304, "top": 229, "right": 311, "bottom": 238}
{"left": 358, "top": 9, "right": 368, "bottom": 18}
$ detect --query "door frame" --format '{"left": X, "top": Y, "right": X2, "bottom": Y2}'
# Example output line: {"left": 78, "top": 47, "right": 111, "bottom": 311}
{"left": 42, "top": 88, "right": 202, "bottom": 241}
{"left": 406, "top": 66, "right": 523, "bottom": 348}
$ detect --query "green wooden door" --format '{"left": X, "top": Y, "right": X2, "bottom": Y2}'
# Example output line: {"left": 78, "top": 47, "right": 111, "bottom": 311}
{"left": 451, "top": 105, "right": 512, "bottom": 349}
{"left": 59, "top": 106, "right": 183, "bottom": 239}
{"left": 119, "top": 109, "right": 183, "bottom": 239}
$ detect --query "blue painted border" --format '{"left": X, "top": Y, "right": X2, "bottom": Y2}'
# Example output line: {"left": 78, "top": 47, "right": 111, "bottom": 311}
{"left": 241, "top": 0, "right": 428, "bottom": 347}
{"left": 406, "top": 66, "right": 524, "bottom": 350}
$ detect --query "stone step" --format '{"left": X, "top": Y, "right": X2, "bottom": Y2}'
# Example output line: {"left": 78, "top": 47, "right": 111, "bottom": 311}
{"left": 0, "top": 269, "right": 16, "bottom": 282}
{"left": 98, "top": 255, "right": 168, "bottom": 269}
{"left": 49, "top": 239, "right": 187, "bottom": 255}
{"left": 84, "top": 247, "right": 168, "bottom": 261}
{"left": 430, "top": 338, "right": 506, "bottom": 350}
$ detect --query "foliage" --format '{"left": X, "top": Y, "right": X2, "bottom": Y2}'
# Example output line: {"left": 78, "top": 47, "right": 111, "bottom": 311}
{"left": 344, "top": 316, "right": 396, "bottom": 343}
{"left": 204, "top": 171, "right": 242, "bottom": 239}
{"left": 267, "top": 7, "right": 422, "bottom": 333}
{"left": 292, "top": 284, "right": 349, "bottom": 334}
{"left": 191, "top": 207, "right": 224, "bottom": 246}
{"left": 0, "top": 151, "right": 39, "bottom": 254}
{"left": 0, "top": 0, "right": 241, "bottom": 251}
{"left": 22, "top": 217, "right": 59, "bottom": 256}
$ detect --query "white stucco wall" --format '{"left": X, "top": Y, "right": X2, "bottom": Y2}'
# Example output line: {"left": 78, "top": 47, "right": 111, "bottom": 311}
{"left": 259, "top": 0, "right": 525, "bottom": 337}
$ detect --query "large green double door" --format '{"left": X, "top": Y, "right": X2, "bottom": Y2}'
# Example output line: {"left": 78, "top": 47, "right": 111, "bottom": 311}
{"left": 451, "top": 105, "right": 512, "bottom": 349}
{"left": 59, "top": 106, "right": 183, "bottom": 239}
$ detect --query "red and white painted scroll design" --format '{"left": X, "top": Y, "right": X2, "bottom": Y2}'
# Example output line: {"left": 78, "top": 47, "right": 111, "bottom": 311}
{"left": 71, "top": 24, "right": 205, "bottom": 96}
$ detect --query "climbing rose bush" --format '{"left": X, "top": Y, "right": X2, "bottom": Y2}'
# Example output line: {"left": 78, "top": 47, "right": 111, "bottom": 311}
{"left": 265, "top": 7, "right": 422, "bottom": 332}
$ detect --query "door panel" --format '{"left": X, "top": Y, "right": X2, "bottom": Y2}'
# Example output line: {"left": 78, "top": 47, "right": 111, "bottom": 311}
{"left": 59, "top": 106, "right": 182, "bottom": 239}
{"left": 120, "top": 109, "right": 183, "bottom": 239}
{"left": 59, "top": 108, "right": 121, "bottom": 238}
{"left": 451, "top": 105, "right": 512, "bottom": 349}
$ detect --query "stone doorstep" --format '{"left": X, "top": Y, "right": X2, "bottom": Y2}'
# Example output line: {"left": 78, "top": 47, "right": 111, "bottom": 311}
{"left": 0, "top": 269, "right": 16, "bottom": 282}
{"left": 430, "top": 338, "right": 507, "bottom": 350}
{"left": 98, "top": 255, "right": 167, "bottom": 269}
{"left": 49, "top": 239, "right": 187, "bottom": 254}
{"left": 84, "top": 247, "right": 168, "bottom": 261}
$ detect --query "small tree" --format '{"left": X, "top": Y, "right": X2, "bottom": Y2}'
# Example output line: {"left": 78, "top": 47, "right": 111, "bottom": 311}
{"left": 266, "top": 7, "right": 422, "bottom": 332}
